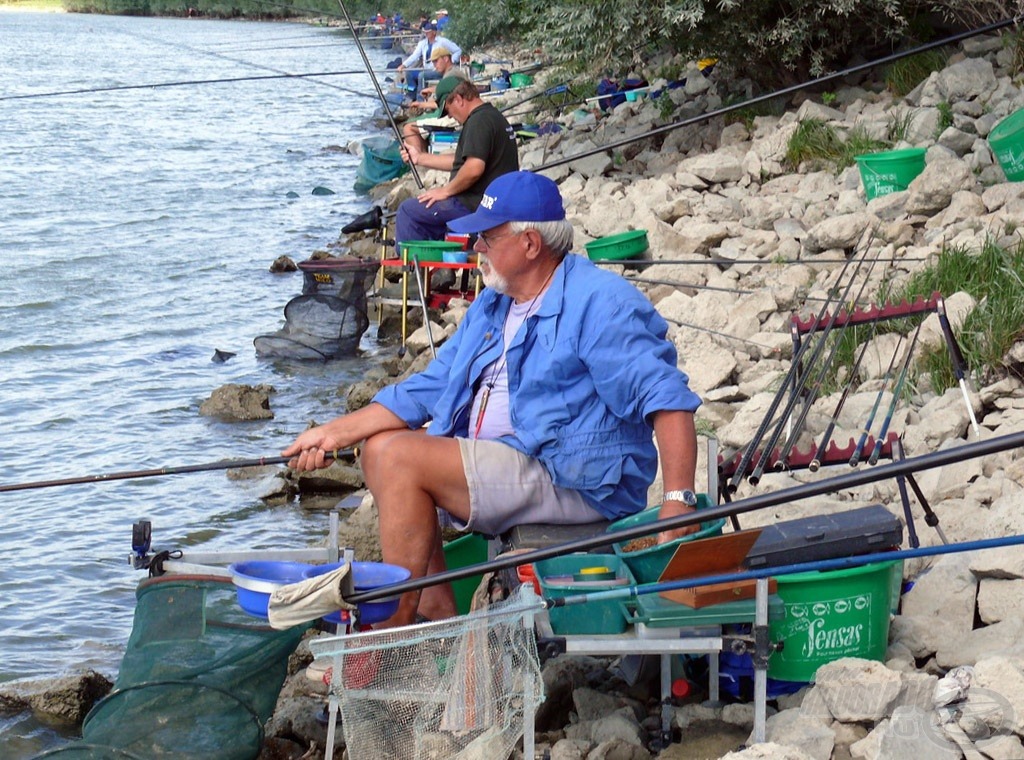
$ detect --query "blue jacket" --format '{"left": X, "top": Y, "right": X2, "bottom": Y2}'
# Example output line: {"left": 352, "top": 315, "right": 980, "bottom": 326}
{"left": 373, "top": 254, "right": 701, "bottom": 519}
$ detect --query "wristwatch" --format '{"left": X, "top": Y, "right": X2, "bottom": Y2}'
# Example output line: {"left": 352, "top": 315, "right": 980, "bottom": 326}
{"left": 663, "top": 489, "right": 698, "bottom": 506}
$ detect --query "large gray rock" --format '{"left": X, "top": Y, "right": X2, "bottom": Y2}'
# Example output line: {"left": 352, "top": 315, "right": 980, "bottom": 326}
{"left": 758, "top": 709, "right": 835, "bottom": 760}
{"left": 678, "top": 152, "right": 746, "bottom": 184}
{"left": 199, "top": 383, "right": 275, "bottom": 420}
{"left": 896, "top": 553, "right": 977, "bottom": 658}
{"left": 905, "top": 159, "right": 977, "bottom": 216}
{"left": 977, "top": 578, "right": 1024, "bottom": 624}
{"left": 814, "top": 659, "right": 902, "bottom": 723}
{"left": 720, "top": 742, "right": 817, "bottom": 759}
{"left": 0, "top": 671, "right": 112, "bottom": 725}
{"left": 802, "top": 212, "right": 875, "bottom": 253}
{"left": 875, "top": 706, "right": 960, "bottom": 759}
{"left": 936, "top": 617, "right": 1024, "bottom": 668}
{"left": 919, "top": 58, "right": 999, "bottom": 106}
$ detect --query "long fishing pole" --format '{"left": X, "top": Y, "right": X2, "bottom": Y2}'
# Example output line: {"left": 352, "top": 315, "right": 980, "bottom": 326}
{"left": 109, "top": 25, "right": 381, "bottom": 101}
{"left": 773, "top": 235, "right": 885, "bottom": 468}
{"left": 593, "top": 257, "right": 928, "bottom": 266}
{"left": 850, "top": 335, "right": 905, "bottom": 467}
{"left": 347, "top": 428, "right": 1024, "bottom": 603}
{"left": 663, "top": 317, "right": 779, "bottom": 352}
{"left": 0, "top": 70, "right": 375, "bottom": 102}
{"left": 746, "top": 230, "right": 877, "bottom": 486}
{"left": 0, "top": 451, "right": 351, "bottom": 494}
{"left": 534, "top": 17, "right": 1020, "bottom": 174}
{"left": 867, "top": 321, "right": 924, "bottom": 465}
{"left": 727, "top": 246, "right": 859, "bottom": 491}
{"left": 629, "top": 276, "right": 754, "bottom": 296}
{"left": 936, "top": 295, "right": 981, "bottom": 437}
{"left": 335, "top": 0, "right": 424, "bottom": 189}
{"left": 808, "top": 322, "right": 879, "bottom": 472}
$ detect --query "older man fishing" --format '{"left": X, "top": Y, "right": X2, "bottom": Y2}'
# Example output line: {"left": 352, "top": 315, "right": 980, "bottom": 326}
{"left": 285, "top": 172, "right": 701, "bottom": 626}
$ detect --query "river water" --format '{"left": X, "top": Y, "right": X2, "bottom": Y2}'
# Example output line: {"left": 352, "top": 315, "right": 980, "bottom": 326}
{"left": 0, "top": 11, "right": 397, "bottom": 754}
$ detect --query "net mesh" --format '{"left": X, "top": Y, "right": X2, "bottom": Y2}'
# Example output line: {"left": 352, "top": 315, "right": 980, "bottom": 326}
{"left": 310, "top": 587, "right": 545, "bottom": 760}
{"left": 354, "top": 136, "right": 409, "bottom": 193}
{"left": 35, "top": 575, "right": 308, "bottom": 760}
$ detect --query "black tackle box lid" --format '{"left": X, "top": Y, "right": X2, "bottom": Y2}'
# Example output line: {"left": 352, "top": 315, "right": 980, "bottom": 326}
{"left": 745, "top": 503, "right": 903, "bottom": 570}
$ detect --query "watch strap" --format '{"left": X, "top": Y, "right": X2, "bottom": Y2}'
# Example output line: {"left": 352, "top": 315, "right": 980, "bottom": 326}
{"left": 663, "top": 489, "right": 698, "bottom": 506}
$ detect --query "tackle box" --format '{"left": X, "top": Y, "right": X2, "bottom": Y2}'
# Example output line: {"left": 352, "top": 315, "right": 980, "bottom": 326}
{"left": 745, "top": 504, "right": 903, "bottom": 570}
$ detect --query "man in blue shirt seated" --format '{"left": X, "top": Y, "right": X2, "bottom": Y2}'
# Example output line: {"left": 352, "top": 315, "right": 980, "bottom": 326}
{"left": 397, "top": 20, "right": 462, "bottom": 97}
{"left": 284, "top": 172, "right": 702, "bottom": 626}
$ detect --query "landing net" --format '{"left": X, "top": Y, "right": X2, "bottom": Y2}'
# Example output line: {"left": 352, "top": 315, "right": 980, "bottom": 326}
{"left": 309, "top": 586, "right": 545, "bottom": 760}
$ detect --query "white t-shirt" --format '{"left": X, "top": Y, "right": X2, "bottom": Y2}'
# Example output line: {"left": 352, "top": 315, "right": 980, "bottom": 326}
{"left": 470, "top": 298, "right": 541, "bottom": 439}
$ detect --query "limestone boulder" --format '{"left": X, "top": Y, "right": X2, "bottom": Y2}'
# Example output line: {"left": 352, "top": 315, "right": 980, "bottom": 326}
{"left": 814, "top": 659, "right": 902, "bottom": 723}
{"left": 906, "top": 159, "right": 977, "bottom": 216}
{"left": 896, "top": 552, "right": 977, "bottom": 658}
{"left": 199, "top": 383, "right": 275, "bottom": 421}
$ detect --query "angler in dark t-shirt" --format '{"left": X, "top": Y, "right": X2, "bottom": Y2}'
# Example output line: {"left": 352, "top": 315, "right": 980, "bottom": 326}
{"left": 396, "top": 77, "right": 519, "bottom": 248}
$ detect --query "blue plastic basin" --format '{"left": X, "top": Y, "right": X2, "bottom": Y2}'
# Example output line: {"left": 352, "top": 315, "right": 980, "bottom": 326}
{"left": 228, "top": 560, "right": 312, "bottom": 618}
{"left": 303, "top": 561, "right": 412, "bottom": 624}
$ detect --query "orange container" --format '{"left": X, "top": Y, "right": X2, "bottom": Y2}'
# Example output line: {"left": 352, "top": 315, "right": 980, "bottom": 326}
{"left": 516, "top": 564, "right": 542, "bottom": 595}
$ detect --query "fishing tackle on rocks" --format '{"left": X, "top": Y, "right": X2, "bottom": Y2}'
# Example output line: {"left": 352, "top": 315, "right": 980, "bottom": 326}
{"left": 743, "top": 230, "right": 878, "bottom": 487}
{"left": 850, "top": 336, "right": 905, "bottom": 467}
{"left": 867, "top": 320, "right": 924, "bottom": 465}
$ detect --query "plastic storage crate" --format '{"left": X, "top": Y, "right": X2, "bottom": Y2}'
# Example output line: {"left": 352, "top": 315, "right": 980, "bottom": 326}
{"left": 536, "top": 553, "right": 633, "bottom": 635}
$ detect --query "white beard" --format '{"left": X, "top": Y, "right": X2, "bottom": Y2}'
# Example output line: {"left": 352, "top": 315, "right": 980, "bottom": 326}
{"left": 478, "top": 254, "right": 510, "bottom": 294}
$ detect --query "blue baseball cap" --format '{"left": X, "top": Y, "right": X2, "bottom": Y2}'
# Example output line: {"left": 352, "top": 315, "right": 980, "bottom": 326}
{"left": 448, "top": 171, "right": 565, "bottom": 234}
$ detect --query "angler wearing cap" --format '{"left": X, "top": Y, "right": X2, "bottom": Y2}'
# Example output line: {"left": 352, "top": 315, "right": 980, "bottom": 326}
{"left": 285, "top": 172, "right": 701, "bottom": 627}
{"left": 394, "top": 76, "right": 519, "bottom": 249}
{"left": 405, "top": 45, "right": 468, "bottom": 115}
{"left": 397, "top": 20, "right": 462, "bottom": 95}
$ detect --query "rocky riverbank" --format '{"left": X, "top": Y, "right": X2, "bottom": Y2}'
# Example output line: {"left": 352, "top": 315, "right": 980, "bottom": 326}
{"left": 7, "top": 27, "right": 1024, "bottom": 760}
{"left": 267, "top": 28, "right": 1024, "bottom": 760}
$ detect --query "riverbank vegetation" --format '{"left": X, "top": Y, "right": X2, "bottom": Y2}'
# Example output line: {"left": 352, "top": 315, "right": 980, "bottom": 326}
{"left": 50, "top": 0, "right": 1021, "bottom": 92}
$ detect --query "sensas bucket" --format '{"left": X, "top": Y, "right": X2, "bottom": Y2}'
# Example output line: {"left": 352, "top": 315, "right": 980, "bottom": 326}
{"left": 767, "top": 559, "right": 899, "bottom": 682}
{"left": 988, "top": 108, "right": 1024, "bottom": 182}
{"left": 854, "top": 147, "right": 926, "bottom": 200}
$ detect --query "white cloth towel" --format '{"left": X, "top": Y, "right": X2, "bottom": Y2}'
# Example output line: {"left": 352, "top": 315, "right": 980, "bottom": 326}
{"left": 267, "top": 564, "right": 356, "bottom": 630}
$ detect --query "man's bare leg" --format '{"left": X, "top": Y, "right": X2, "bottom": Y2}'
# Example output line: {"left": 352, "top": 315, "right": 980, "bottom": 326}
{"left": 360, "top": 429, "right": 470, "bottom": 626}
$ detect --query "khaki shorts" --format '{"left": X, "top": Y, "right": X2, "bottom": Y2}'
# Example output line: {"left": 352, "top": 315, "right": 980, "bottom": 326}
{"left": 441, "top": 438, "right": 603, "bottom": 536}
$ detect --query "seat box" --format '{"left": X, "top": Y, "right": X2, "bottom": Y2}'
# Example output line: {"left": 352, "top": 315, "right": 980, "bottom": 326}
{"left": 745, "top": 504, "right": 902, "bottom": 570}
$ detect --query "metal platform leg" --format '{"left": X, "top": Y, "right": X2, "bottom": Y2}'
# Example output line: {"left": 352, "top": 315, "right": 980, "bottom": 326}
{"left": 325, "top": 695, "right": 341, "bottom": 760}
{"left": 752, "top": 578, "right": 769, "bottom": 744}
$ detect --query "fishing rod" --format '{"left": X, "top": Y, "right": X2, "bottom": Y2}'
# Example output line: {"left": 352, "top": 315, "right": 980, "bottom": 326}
{"left": 533, "top": 16, "right": 1022, "bottom": 173}
{"left": 0, "top": 451, "right": 352, "bottom": 494}
{"left": 726, "top": 249, "right": 856, "bottom": 491}
{"left": 773, "top": 235, "right": 886, "bottom": 468}
{"left": 628, "top": 276, "right": 754, "bottom": 296}
{"left": 593, "top": 256, "right": 928, "bottom": 266}
{"left": 335, "top": 0, "right": 424, "bottom": 190}
{"left": 850, "top": 335, "right": 906, "bottom": 467}
{"left": 737, "top": 233, "right": 872, "bottom": 488}
{"left": 808, "top": 323, "right": 881, "bottom": 472}
{"left": 936, "top": 295, "right": 981, "bottom": 437}
{"left": 867, "top": 321, "right": 924, "bottom": 465}
{"left": 551, "top": 532, "right": 1024, "bottom": 610}
{"left": 411, "top": 255, "right": 438, "bottom": 359}
{"left": 347, "top": 428, "right": 1024, "bottom": 603}
{"left": 663, "top": 317, "right": 779, "bottom": 352}
{"left": 0, "top": 70, "right": 376, "bottom": 102}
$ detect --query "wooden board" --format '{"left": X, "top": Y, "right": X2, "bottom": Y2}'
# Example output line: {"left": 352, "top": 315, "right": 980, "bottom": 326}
{"left": 657, "top": 530, "right": 776, "bottom": 608}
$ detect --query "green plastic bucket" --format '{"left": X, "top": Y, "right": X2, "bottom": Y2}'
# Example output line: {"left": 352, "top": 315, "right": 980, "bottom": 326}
{"left": 854, "top": 147, "right": 926, "bottom": 200}
{"left": 768, "top": 559, "right": 899, "bottom": 682}
{"left": 510, "top": 72, "right": 533, "bottom": 88}
{"left": 988, "top": 108, "right": 1024, "bottom": 182}
{"left": 401, "top": 240, "right": 464, "bottom": 263}
{"left": 442, "top": 533, "right": 488, "bottom": 615}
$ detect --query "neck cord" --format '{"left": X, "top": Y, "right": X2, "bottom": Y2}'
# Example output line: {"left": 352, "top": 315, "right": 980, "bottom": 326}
{"left": 472, "top": 266, "right": 557, "bottom": 438}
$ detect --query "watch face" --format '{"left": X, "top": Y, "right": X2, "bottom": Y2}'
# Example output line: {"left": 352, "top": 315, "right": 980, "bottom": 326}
{"left": 683, "top": 490, "right": 698, "bottom": 506}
